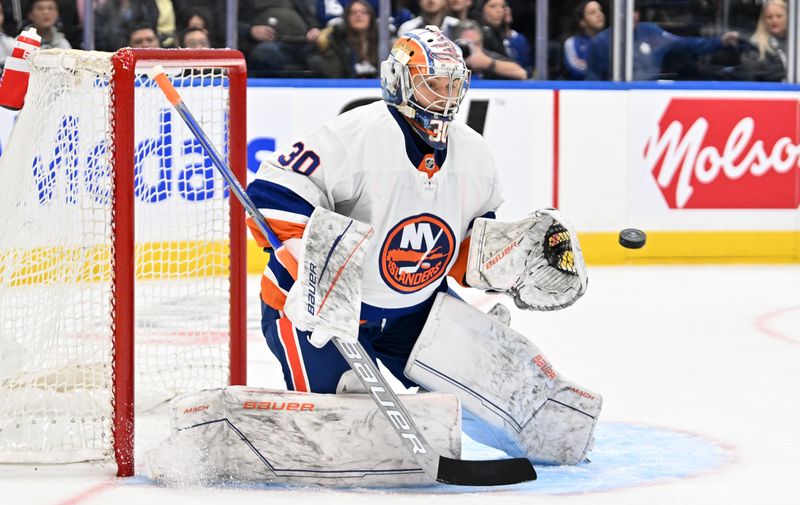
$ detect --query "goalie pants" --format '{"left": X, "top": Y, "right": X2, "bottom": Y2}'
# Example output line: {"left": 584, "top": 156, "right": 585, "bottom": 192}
{"left": 261, "top": 301, "right": 430, "bottom": 393}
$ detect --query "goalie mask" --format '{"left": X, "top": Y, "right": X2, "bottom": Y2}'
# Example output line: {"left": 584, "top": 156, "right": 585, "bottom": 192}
{"left": 381, "top": 25, "right": 471, "bottom": 150}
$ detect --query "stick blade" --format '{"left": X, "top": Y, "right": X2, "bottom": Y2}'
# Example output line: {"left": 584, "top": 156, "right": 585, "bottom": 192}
{"left": 436, "top": 456, "right": 537, "bottom": 486}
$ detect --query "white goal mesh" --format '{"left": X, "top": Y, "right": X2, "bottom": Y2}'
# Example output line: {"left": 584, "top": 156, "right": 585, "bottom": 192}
{"left": 0, "top": 49, "right": 246, "bottom": 474}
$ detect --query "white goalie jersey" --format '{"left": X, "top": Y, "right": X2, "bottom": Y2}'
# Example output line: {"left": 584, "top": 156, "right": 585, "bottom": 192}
{"left": 246, "top": 100, "right": 503, "bottom": 320}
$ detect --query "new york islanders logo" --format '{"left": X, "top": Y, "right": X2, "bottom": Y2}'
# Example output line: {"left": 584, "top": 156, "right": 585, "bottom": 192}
{"left": 380, "top": 214, "right": 455, "bottom": 293}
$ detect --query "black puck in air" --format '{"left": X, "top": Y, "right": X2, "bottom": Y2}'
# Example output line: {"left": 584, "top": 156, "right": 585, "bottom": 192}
{"left": 619, "top": 228, "right": 646, "bottom": 249}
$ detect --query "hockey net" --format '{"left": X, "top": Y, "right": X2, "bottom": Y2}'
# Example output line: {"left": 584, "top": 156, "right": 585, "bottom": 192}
{"left": 0, "top": 48, "right": 247, "bottom": 476}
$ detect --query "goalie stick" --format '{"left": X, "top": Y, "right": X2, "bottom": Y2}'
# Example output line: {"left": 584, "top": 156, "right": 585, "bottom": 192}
{"left": 148, "top": 65, "right": 536, "bottom": 487}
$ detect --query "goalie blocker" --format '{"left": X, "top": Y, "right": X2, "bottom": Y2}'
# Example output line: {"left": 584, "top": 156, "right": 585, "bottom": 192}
{"left": 405, "top": 293, "right": 602, "bottom": 465}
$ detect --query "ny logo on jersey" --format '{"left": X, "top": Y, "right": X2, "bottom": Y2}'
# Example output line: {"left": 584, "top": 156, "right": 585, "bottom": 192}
{"left": 400, "top": 222, "right": 440, "bottom": 250}
{"left": 380, "top": 214, "right": 455, "bottom": 293}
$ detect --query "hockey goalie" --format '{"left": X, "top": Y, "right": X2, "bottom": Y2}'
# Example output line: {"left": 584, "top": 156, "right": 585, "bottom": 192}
{"left": 149, "top": 26, "right": 602, "bottom": 487}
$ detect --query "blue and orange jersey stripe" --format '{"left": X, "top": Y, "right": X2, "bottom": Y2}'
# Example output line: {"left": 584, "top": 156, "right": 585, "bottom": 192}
{"left": 246, "top": 177, "right": 317, "bottom": 311}
{"left": 246, "top": 216, "right": 307, "bottom": 248}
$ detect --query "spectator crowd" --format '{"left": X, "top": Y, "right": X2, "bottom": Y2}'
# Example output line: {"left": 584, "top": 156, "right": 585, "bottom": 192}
{"left": 0, "top": 0, "right": 790, "bottom": 82}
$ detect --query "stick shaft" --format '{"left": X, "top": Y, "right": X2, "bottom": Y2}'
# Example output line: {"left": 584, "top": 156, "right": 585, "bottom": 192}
{"left": 172, "top": 100, "right": 282, "bottom": 250}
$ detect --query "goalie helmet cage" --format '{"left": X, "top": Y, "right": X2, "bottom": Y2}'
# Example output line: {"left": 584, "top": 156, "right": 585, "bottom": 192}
{"left": 0, "top": 48, "right": 247, "bottom": 477}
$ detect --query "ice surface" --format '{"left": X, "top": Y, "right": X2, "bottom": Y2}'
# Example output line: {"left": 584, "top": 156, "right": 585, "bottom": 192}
{"left": 1, "top": 265, "right": 799, "bottom": 505}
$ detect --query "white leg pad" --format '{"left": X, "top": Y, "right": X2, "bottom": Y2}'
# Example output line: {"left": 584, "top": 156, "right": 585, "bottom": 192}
{"left": 146, "top": 386, "right": 461, "bottom": 487}
{"left": 404, "top": 292, "right": 602, "bottom": 465}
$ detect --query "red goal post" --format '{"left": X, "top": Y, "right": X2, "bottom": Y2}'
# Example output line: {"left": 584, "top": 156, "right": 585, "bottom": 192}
{"left": 111, "top": 48, "right": 248, "bottom": 477}
{"left": 0, "top": 48, "right": 248, "bottom": 477}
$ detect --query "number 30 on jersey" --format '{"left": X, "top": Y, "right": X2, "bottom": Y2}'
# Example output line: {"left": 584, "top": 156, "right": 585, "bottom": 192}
{"left": 277, "top": 141, "right": 321, "bottom": 175}
{"left": 428, "top": 120, "right": 449, "bottom": 144}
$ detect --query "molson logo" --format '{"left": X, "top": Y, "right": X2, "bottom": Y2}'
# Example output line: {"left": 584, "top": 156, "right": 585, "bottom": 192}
{"left": 643, "top": 98, "right": 800, "bottom": 209}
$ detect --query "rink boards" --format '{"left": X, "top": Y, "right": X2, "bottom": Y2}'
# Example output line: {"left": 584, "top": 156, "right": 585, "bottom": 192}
{"left": 1, "top": 80, "right": 798, "bottom": 266}
{"left": 241, "top": 80, "right": 800, "bottom": 265}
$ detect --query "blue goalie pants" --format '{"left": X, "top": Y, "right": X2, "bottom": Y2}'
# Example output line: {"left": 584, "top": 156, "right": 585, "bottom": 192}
{"left": 260, "top": 302, "right": 427, "bottom": 393}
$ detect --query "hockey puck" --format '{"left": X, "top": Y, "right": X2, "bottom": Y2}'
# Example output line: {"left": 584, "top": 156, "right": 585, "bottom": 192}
{"left": 619, "top": 228, "right": 646, "bottom": 249}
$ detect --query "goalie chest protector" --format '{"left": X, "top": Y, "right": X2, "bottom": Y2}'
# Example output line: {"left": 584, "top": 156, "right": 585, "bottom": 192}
{"left": 255, "top": 101, "right": 504, "bottom": 319}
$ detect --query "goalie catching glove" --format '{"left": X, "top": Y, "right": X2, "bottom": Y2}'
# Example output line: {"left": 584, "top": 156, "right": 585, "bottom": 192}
{"left": 465, "top": 208, "right": 587, "bottom": 311}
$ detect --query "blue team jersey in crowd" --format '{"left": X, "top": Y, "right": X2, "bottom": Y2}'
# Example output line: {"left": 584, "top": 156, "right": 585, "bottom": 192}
{"left": 587, "top": 22, "right": 724, "bottom": 80}
{"left": 563, "top": 33, "right": 593, "bottom": 79}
